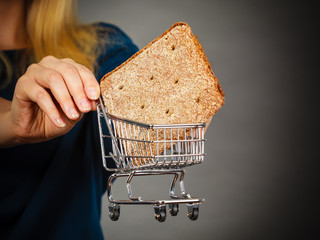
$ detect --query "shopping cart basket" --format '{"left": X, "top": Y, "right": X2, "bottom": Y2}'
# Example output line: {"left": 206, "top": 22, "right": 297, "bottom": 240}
{"left": 97, "top": 98, "right": 206, "bottom": 222}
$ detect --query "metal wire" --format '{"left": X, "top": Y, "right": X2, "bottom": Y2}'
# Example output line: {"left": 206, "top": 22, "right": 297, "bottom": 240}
{"left": 97, "top": 102, "right": 206, "bottom": 172}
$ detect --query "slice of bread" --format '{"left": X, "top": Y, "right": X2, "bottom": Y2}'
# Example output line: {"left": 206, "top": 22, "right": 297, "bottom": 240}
{"left": 100, "top": 22, "right": 224, "bottom": 164}
{"left": 100, "top": 22, "right": 224, "bottom": 125}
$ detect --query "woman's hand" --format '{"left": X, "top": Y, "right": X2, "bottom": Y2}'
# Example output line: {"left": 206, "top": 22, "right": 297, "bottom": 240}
{"left": 2, "top": 56, "right": 100, "bottom": 147}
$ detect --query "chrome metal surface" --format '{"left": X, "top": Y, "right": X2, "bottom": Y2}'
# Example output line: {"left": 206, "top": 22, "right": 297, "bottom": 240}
{"left": 97, "top": 98, "right": 206, "bottom": 221}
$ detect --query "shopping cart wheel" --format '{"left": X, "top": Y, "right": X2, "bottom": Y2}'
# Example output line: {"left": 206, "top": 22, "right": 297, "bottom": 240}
{"left": 169, "top": 204, "right": 179, "bottom": 216}
{"left": 154, "top": 205, "right": 166, "bottom": 222}
{"left": 186, "top": 204, "right": 199, "bottom": 221}
{"left": 108, "top": 204, "right": 120, "bottom": 221}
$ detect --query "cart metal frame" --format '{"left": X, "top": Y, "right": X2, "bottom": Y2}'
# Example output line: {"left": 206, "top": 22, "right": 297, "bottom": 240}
{"left": 97, "top": 98, "right": 206, "bottom": 222}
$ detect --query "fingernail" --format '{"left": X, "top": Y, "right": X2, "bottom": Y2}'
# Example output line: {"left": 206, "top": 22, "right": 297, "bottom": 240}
{"left": 79, "top": 99, "right": 91, "bottom": 111}
{"left": 56, "top": 118, "right": 66, "bottom": 127}
{"left": 89, "top": 88, "right": 99, "bottom": 100}
{"left": 69, "top": 107, "right": 79, "bottom": 119}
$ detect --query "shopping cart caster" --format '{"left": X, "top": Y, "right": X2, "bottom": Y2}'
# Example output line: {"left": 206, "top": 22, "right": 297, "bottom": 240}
{"left": 154, "top": 205, "right": 166, "bottom": 222}
{"left": 169, "top": 204, "right": 179, "bottom": 216}
{"left": 186, "top": 204, "right": 199, "bottom": 221}
{"left": 108, "top": 204, "right": 120, "bottom": 221}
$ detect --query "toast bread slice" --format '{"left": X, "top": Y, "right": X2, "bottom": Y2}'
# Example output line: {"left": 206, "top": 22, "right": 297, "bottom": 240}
{"left": 100, "top": 22, "right": 224, "bottom": 165}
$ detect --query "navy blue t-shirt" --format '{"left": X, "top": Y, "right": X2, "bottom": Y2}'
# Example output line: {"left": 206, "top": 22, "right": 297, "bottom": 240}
{"left": 0, "top": 23, "right": 138, "bottom": 240}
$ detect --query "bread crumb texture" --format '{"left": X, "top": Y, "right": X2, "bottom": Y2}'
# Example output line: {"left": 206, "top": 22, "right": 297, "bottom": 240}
{"left": 100, "top": 22, "right": 224, "bottom": 125}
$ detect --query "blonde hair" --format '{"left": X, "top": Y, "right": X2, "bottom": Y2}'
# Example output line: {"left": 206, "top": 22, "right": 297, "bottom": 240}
{"left": 0, "top": 0, "right": 99, "bottom": 89}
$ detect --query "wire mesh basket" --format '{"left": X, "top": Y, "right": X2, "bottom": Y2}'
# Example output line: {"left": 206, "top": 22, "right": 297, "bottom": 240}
{"left": 97, "top": 98, "right": 206, "bottom": 222}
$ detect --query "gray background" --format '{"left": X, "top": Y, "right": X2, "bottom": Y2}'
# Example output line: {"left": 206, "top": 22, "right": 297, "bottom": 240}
{"left": 78, "top": 0, "right": 317, "bottom": 239}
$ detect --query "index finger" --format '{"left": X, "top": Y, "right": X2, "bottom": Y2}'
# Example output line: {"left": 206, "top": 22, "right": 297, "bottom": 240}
{"left": 62, "top": 58, "right": 100, "bottom": 100}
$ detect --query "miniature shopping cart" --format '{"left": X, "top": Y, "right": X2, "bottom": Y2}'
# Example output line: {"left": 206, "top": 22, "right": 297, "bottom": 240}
{"left": 97, "top": 98, "right": 206, "bottom": 222}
